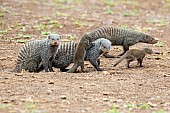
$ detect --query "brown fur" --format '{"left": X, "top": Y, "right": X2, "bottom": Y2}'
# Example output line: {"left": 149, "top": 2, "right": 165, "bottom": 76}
{"left": 67, "top": 34, "right": 93, "bottom": 73}
{"left": 67, "top": 26, "right": 157, "bottom": 73}
{"left": 113, "top": 48, "right": 153, "bottom": 68}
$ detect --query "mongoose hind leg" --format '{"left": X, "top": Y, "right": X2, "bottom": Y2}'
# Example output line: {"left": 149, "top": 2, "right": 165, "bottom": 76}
{"left": 137, "top": 59, "right": 143, "bottom": 67}
{"left": 126, "top": 56, "right": 135, "bottom": 68}
{"left": 67, "top": 63, "right": 79, "bottom": 73}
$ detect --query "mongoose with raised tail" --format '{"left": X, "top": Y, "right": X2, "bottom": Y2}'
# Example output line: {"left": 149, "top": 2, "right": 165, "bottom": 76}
{"left": 13, "top": 34, "right": 61, "bottom": 73}
{"left": 53, "top": 38, "right": 111, "bottom": 72}
{"left": 113, "top": 48, "right": 153, "bottom": 68}
{"left": 67, "top": 26, "right": 158, "bottom": 73}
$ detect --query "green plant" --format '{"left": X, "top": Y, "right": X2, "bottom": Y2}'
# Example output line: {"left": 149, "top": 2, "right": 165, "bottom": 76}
{"left": 154, "top": 41, "right": 165, "bottom": 47}
{"left": 152, "top": 109, "right": 167, "bottom": 113}
{"left": 18, "top": 34, "right": 32, "bottom": 38}
{"left": 146, "top": 19, "right": 168, "bottom": 26}
{"left": 17, "top": 39, "right": 28, "bottom": 43}
{"left": 50, "top": 21, "right": 63, "bottom": 28}
{"left": 73, "top": 19, "right": 93, "bottom": 28}
{"left": 41, "top": 31, "right": 54, "bottom": 35}
{"left": 55, "top": 11, "right": 68, "bottom": 16}
{"left": 119, "top": 25, "right": 129, "bottom": 29}
{"left": 123, "top": 9, "right": 138, "bottom": 17}
{"left": 38, "top": 23, "right": 49, "bottom": 30}
{"left": 127, "top": 103, "right": 137, "bottom": 109}
{"left": 0, "top": 21, "right": 3, "bottom": 25}
{"left": 104, "top": 105, "right": 122, "bottom": 113}
{"left": 0, "top": 104, "right": 12, "bottom": 109}
{"left": 0, "top": 13, "right": 5, "bottom": 17}
{"left": 106, "top": 9, "right": 114, "bottom": 15}
{"left": 105, "top": 1, "right": 115, "bottom": 6}
{"left": 43, "top": 16, "right": 52, "bottom": 21}
{"left": 0, "top": 30, "right": 7, "bottom": 34}
{"left": 25, "top": 102, "right": 48, "bottom": 113}
{"left": 139, "top": 103, "right": 152, "bottom": 109}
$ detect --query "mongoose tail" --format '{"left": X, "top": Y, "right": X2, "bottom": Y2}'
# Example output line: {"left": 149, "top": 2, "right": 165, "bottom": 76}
{"left": 113, "top": 53, "right": 127, "bottom": 67}
{"left": 68, "top": 26, "right": 158, "bottom": 73}
{"left": 113, "top": 48, "right": 153, "bottom": 68}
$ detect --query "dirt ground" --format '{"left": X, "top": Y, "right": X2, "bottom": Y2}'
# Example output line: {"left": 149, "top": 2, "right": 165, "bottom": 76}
{"left": 0, "top": 0, "right": 170, "bottom": 113}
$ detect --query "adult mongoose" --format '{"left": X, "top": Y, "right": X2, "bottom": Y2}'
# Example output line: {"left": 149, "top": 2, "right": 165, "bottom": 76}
{"left": 53, "top": 38, "right": 111, "bottom": 72}
{"left": 113, "top": 48, "right": 153, "bottom": 68}
{"left": 67, "top": 26, "right": 158, "bottom": 73}
{"left": 13, "top": 34, "right": 61, "bottom": 73}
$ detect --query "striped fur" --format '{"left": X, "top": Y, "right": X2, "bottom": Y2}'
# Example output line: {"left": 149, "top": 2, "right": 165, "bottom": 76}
{"left": 52, "top": 38, "right": 112, "bottom": 72}
{"left": 14, "top": 34, "right": 61, "bottom": 73}
{"left": 67, "top": 26, "right": 158, "bottom": 73}
{"left": 89, "top": 27, "right": 157, "bottom": 46}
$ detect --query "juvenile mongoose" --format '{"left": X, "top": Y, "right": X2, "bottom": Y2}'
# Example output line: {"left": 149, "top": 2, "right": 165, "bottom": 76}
{"left": 13, "top": 34, "right": 61, "bottom": 73}
{"left": 53, "top": 38, "right": 111, "bottom": 72}
{"left": 67, "top": 26, "right": 158, "bottom": 73}
{"left": 67, "top": 34, "right": 93, "bottom": 72}
{"left": 113, "top": 48, "right": 153, "bottom": 68}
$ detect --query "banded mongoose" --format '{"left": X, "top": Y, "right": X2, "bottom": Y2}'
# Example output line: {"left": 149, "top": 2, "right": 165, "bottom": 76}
{"left": 113, "top": 48, "right": 153, "bottom": 68}
{"left": 53, "top": 38, "right": 112, "bottom": 72}
{"left": 14, "top": 34, "right": 61, "bottom": 73}
{"left": 67, "top": 26, "right": 158, "bottom": 73}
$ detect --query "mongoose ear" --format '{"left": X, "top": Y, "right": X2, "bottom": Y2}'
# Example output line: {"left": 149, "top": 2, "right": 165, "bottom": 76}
{"left": 48, "top": 35, "right": 51, "bottom": 39}
{"left": 99, "top": 41, "right": 102, "bottom": 46}
{"left": 91, "top": 42, "right": 95, "bottom": 46}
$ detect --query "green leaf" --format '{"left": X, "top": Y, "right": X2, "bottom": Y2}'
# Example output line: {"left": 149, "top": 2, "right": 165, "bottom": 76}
{"left": 0, "top": 104, "right": 12, "bottom": 109}
{"left": 18, "top": 34, "right": 32, "bottom": 38}
{"left": 119, "top": 25, "right": 129, "bottom": 29}
{"left": 139, "top": 103, "right": 152, "bottom": 109}
{"left": 106, "top": 9, "right": 114, "bottom": 15}
{"left": 105, "top": 1, "right": 116, "bottom": 6}
{"left": 154, "top": 41, "right": 165, "bottom": 47}
{"left": 152, "top": 109, "right": 167, "bottom": 113}
{"left": 41, "top": 31, "right": 54, "bottom": 35}
{"left": 17, "top": 39, "right": 28, "bottom": 43}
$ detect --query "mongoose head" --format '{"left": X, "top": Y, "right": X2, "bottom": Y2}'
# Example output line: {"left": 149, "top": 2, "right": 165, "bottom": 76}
{"left": 48, "top": 34, "right": 61, "bottom": 46}
{"left": 140, "top": 34, "right": 158, "bottom": 44}
{"left": 143, "top": 48, "right": 153, "bottom": 54}
{"left": 98, "top": 38, "right": 112, "bottom": 54}
{"left": 81, "top": 34, "right": 94, "bottom": 49}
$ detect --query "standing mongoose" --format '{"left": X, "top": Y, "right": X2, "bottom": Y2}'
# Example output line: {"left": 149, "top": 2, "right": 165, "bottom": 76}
{"left": 113, "top": 48, "right": 153, "bottom": 68}
{"left": 67, "top": 26, "right": 158, "bottom": 73}
{"left": 53, "top": 38, "right": 112, "bottom": 72}
{"left": 59, "top": 34, "right": 93, "bottom": 72}
{"left": 13, "top": 34, "right": 61, "bottom": 73}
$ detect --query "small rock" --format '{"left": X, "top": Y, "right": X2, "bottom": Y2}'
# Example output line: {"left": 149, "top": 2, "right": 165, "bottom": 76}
{"left": 49, "top": 82, "right": 54, "bottom": 84}
{"left": 116, "top": 99, "right": 123, "bottom": 102}
{"left": 164, "top": 74, "right": 170, "bottom": 77}
{"left": 103, "top": 98, "right": 109, "bottom": 101}
{"left": 79, "top": 86, "right": 83, "bottom": 89}
{"left": 103, "top": 71, "right": 109, "bottom": 75}
{"left": 147, "top": 101, "right": 157, "bottom": 107}
{"left": 15, "top": 73, "right": 23, "bottom": 76}
{"left": 60, "top": 95, "right": 66, "bottom": 99}
{"left": 103, "top": 92, "right": 110, "bottom": 95}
